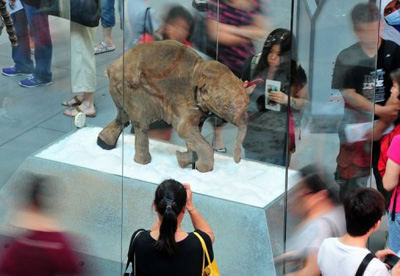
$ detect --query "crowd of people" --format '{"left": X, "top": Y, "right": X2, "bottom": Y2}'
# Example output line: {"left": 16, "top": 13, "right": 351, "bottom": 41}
{"left": 1, "top": 0, "right": 400, "bottom": 275}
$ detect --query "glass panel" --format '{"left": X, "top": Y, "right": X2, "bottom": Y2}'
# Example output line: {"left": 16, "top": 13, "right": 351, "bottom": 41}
{"left": 0, "top": 0, "right": 124, "bottom": 274}
{"left": 1, "top": 0, "right": 393, "bottom": 274}
{"left": 121, "top": 0, "right": 292, "bottom": 275}
{"left": 283, "top": 1, "right": 388, "bottom": 275}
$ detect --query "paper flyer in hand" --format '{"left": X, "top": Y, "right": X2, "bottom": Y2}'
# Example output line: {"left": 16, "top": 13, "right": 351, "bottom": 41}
{"left": 344, "top": 120, "right": 394, "bottom": 143}
{"left": 5, "top": 0, "right": 23, "bottom": 15}
{"left": 265, "top": 79, "right": 281, "bottom": 111}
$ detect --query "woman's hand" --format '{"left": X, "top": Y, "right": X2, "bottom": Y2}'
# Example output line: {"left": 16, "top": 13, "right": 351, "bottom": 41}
{"left": 183, "top": 183, "right": 195, "bottom": 211}
{"left": 269, "top": 91, "right": 289, "bottom": 105}
{"left": 243, "top": 81, "right": 256, "bottom": 95}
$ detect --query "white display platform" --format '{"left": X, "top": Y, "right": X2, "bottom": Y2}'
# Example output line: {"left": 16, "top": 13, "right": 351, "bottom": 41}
{"left": 36, "top": 127, "right": 299, "bottom": 208}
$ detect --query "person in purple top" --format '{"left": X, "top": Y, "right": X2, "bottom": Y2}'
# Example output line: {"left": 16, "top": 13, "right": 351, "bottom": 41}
{"left": 206, "top": 0, "right": 266, "bottom": 152}
{"left": 206, "top": 0, "right": 266, "bottom": 77}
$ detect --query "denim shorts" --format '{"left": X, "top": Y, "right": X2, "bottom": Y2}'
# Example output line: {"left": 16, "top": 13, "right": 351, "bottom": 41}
{"left": 388, "top": 210, "right": 400, "bottom": 253}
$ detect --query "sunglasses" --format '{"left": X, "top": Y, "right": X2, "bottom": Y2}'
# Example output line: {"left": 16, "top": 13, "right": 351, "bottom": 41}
{"left": 264, "top": 32, "right": 289, "bottom": 49}
{"left": 384, "top": 0, "right": 400, "bottom": 15}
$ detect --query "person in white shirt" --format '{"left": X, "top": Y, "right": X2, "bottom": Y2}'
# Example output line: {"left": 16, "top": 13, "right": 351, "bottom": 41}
{"left": 318, "top": 188, "right": 400, "bottom": 276}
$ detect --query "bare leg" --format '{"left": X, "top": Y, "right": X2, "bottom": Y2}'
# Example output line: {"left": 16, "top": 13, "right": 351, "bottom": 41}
{"left": 103, "top": 27, "right": 114, "bottom": 47}
{"left": 63, "top": 92, "right": 96, "bottom": 117}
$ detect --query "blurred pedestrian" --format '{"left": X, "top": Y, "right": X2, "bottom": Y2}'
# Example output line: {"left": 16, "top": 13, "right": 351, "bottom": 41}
{"left": 0, "top": 173, "right": 80, "bottom": 275}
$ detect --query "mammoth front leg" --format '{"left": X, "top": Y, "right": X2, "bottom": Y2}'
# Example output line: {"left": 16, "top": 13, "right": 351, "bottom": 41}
{"left": 133, "top": 122, "right": 152, "bottom": 164}
{"left": 176, "top": 124, "right": 214, "bottom": 172}
{"left": 97, "top": 109, "right": 130, "bottom": 150}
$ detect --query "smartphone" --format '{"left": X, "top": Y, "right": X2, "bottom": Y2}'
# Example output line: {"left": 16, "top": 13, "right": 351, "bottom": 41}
{"left": 247, "top": 78, "right": 265, "bottom": 86}
{"left": 384, "top": 254, "right": 400, "bottom": 268}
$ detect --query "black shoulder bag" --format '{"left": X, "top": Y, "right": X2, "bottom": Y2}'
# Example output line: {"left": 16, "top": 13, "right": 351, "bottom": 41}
{"left": 123, "top": 230, "right": 145, "bottom": 276}
{"left": 40, "top": 0, "right": 101, "bottom": 27}
{"left": 355, "top": 253, "right": 376, "bottom": 276}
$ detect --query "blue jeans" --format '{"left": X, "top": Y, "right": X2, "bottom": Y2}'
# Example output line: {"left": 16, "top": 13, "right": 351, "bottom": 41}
{"left": 10, "top": 9, "right": 33, "bottom": 73}
{"left": 388, "top": 210, "right": 400, "bottom": 253}
{"left": 101, "top": 0, "right": 115, "bottom": 27}
{"left": 13, "top": 3, "right": 53, "bottom": 82}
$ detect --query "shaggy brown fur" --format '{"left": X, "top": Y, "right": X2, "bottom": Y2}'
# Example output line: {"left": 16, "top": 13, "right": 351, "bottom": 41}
{"left": 97, "top": 40, "right": 249, "bottom": 172}
{"left": 0, "top": 0, "right": 18, "bottom": 46}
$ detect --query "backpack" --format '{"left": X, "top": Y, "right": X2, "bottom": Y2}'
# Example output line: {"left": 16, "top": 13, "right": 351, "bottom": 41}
{"left": 378, "top": 125, "right": 400, "bottom": 178}
{"left": 378, "top": 125, "right": 400, "bottom": 220}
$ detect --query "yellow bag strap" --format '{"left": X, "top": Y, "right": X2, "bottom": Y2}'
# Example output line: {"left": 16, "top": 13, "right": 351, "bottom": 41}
{"left": 193, "top": 232, "right": 212, "bottom": 268}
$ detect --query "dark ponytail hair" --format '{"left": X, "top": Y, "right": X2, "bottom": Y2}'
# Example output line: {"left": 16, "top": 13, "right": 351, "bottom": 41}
{"left": 154, "top": 179, "right": 187, "bottom": 255}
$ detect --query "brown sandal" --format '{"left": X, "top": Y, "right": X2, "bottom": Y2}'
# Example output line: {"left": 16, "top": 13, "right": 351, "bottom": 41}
{"left": 63, "top": 106, "right": 97, "bottom": 118}
{"left": 61, "top": 95, "right": 82, "bottom": 107}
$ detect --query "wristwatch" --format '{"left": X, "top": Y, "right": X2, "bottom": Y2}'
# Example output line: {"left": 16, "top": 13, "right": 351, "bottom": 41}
{"left": 290, "top": 99, "right": 296, "bottom": 107}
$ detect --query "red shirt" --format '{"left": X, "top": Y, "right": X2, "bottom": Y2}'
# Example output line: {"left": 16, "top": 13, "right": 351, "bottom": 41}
{"left": 139, "top": 33, "right": 193, "bottom": 48}
{"left": 388, "top": 135, "right": 400, "bottom": 212}
{"left": 0, "top": 231, "right": 80, "bottom": 276}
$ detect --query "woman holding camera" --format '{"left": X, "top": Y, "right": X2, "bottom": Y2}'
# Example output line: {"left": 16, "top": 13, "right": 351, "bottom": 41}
{"left": 241, "top": 28, "right": 308, "bottom": 166}
{"left": 127, "top": 179, "right": 214, "bottom": 276}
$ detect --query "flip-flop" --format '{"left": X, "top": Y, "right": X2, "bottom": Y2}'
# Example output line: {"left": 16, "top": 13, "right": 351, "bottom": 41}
{"left": 94, "top": 41, "right": 115, "bottom": 55}
{"left": 63, "top": 106, "right": 97, "bottom": 118}
{"left": 61, "top": 95, "right": 82, "bottom": 107}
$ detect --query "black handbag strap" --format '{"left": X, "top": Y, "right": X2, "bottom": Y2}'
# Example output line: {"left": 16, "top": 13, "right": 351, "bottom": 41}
{"left": 355, "top": 253, "right": 375, "bottom": 276}
{"left": 124, "top": 230, "right": 145, "bottom": 276}
{"left": 392, "top": 186, "right": 398, "bottom": 221}
{"left": 143, "top": 7, "right": 153, "bottom": 36}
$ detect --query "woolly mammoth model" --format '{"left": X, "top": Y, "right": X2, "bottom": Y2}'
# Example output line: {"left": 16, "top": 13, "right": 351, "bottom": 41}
{"left": 97, "top": 40, "right": 249, "bottom": 172}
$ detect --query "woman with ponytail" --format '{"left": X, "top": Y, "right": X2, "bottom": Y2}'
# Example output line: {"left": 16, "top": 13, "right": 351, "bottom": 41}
{"left": 128, "top": 179, "right": 214, "bottom": 276}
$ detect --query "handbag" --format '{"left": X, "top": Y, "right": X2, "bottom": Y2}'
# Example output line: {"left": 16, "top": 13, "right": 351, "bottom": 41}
{"left": 123, "top": 230, "right": 145, "bottom": 276}
{"left": 39, "top": 0, "right": 101, "bottom": 27}
{"left": 138, "top": 7, "right": 156, "bottom": 44}
{"left": 193, "top": 232, "right": 220, "bottom": 276}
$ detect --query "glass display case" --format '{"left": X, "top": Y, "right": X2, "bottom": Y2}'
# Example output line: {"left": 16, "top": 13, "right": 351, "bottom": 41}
{"left": 0, "top": 0, "right": 392, "bottom": 275}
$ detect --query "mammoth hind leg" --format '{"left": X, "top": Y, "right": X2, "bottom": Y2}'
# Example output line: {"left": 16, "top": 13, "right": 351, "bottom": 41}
{"left": 97, "top": 110, "right": 130, "bottom": 150}
{"left": 176, "top": 144, "right": 198, "bottom": 168}
{"left": 175, "top": 124, "right": 214, "bottom": 172}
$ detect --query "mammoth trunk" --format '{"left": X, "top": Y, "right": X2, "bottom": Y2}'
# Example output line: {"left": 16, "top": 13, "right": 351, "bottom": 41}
{"left": 233, "top": 111, "right": 248, "bottom": 163}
